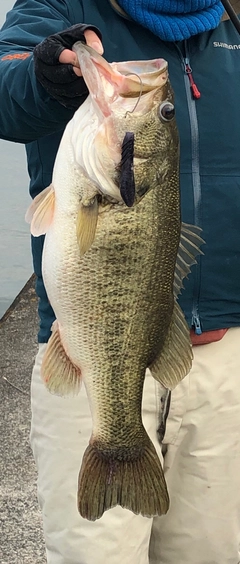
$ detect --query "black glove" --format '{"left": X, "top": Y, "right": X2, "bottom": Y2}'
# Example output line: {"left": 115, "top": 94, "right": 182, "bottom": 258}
{"left": 34, "top": 24, "right": 102, "bottom": 111}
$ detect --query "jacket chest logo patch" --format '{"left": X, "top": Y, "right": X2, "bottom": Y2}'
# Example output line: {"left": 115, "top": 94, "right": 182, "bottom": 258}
{"left": 213, "top": 41, "right": 240, "bottom": 49}
{"left": 1, "top": 52, "right": 31, "bottom": 61}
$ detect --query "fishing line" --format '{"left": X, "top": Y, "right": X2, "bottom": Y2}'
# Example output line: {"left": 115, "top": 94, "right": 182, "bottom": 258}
{"left": 221, "top": 0, "right": 240, "bottom": 34}
{"left": 2, "top": 375, "right": 28, "bottom": 395}
{"left": 124, "top": 73, "right": 143, "bottom": 116}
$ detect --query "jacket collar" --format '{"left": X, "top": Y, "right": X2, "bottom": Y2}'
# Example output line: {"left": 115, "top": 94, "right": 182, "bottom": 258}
{"left": 108, "top": 0, "right": 240, "bottom": 23}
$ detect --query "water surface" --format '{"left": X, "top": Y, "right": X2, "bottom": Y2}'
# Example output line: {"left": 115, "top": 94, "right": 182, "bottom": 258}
{"left": 0, "top": 0, "right": 32, "bottom": 318}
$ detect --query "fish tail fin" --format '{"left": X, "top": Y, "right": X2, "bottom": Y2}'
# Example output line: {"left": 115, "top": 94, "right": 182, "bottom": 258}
{"left": 78, "top": 439, "right": 169, "bottom": 521}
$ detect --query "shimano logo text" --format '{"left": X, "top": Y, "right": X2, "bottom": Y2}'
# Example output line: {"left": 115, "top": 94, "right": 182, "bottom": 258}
{"left": 213, "top": 41, "right": 240, "bottom": 49}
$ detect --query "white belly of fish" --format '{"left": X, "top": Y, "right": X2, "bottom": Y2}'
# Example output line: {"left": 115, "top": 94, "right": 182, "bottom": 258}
{"left": 41, "top": 122, "right": 93, "bottom": 370}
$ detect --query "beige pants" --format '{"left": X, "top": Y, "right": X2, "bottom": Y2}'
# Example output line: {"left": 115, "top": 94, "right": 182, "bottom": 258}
{"left": 30, "top": 327, "right": 240, "bottom": 564}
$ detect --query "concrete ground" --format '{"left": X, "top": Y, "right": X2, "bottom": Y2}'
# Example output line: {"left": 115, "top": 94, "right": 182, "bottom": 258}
{"left": 0, "top": 275, "right": 46, "bottom": 563}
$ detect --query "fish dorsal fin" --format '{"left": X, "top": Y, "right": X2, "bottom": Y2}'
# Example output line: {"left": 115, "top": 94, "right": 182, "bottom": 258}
{"left": 174, "top": 222, "right": 204, "bottom": 298}
{"left": 76, "top": 195, "right": 99, "bottom": 257}
{"left": 149, "top": 300, "right": 193, "bottom": 390}
{"left": 25, "top": 184, "right": 55, "bottom": 236}
{"left": 149, "top": 223, "right": 204, "bottom": 390}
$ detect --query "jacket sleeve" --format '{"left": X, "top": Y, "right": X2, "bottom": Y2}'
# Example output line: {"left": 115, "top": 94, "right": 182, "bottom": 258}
{"left": 0, "top": 0, "right": 83, "bottom": 143}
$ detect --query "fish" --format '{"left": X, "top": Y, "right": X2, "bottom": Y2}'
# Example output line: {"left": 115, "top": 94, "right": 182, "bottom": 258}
{"left": 26, "top": 43, "right": 203, "bottom": 521}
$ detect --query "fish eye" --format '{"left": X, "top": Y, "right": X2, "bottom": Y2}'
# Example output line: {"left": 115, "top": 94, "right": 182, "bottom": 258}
{"left": 159, "top": 102, "right": 175, "bottom": 122}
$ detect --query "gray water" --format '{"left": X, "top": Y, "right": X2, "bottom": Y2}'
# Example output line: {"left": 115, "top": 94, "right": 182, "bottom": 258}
{"left": 0, "top": 1, "right": 33, "bottom": 318}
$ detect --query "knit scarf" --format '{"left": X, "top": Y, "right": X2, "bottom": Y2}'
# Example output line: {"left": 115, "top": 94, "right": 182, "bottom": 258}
{"left": 116, "top": 0, "right": 224, "bottom": 41}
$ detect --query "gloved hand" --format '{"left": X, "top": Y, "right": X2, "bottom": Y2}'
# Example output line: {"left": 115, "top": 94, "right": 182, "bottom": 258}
{"left": 34, "top": 24, "right": 103, "bottom": 110}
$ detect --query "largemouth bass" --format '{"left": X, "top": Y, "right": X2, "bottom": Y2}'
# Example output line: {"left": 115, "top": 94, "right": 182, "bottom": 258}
{"left": 26, "top": 43, "right": 202, "bottom": 521}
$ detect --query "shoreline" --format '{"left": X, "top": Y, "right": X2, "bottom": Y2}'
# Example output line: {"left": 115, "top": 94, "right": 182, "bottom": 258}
{"left": 0, "top": 275, "right": 46, "bottom": 563}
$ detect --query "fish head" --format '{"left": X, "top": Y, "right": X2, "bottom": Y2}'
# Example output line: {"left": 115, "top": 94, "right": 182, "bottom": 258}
{"left": 113, "top": 79, "right": 179, "bottom": 206}
{"left": 72, "top": 43, "right": 179, "bottom": 207}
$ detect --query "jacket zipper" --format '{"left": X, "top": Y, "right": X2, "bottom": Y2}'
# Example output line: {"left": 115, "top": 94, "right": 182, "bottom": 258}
{"left": 175, "top": 40, "right": 202, "bottom": 334}
{"left": 184, "top": 60, "right": 201, "bottom": 100}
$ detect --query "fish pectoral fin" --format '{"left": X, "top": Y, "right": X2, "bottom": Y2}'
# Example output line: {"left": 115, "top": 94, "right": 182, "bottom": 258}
{"left": 174, "top": 222, "right": 205, "bottom": 298}
{"left": 149, "top": 301, "right": 193, "bottom": 390}
{"left": 76, "top": 195, "right": 99, "bottom": 257}
{"left": 78, "top": 438, "right": 169, "bottom": 521}
{"left": 41, "top": 321, "right": 82, "bottom": 396}
{"left": 25, "top": 184, "right": 55, "bottom": 236}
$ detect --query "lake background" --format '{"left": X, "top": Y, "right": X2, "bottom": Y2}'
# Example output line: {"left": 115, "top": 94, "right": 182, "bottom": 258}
{"left": 0, "top": 0, "right": 32, "bottom": 318}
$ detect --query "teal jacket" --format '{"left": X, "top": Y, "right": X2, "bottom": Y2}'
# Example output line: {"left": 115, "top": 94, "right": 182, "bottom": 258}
{"left": 0, "top": 0, "right": 240, "bottom": 342}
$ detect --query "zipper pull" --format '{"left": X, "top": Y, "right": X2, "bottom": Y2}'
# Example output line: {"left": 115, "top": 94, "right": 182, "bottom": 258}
{"left": 192, "top": 313, "right": 202, "bottom": 335}
{"left": 184, "top": 58, "right": 201, "bottom": 100}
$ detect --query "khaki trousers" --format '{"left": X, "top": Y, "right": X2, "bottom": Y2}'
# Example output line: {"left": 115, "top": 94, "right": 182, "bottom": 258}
{"left": 30, "top": 327, "right": 240, "bottom": 564}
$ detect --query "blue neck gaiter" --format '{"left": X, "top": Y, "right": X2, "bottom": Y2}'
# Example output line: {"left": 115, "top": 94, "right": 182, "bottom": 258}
{"left": 116, "top": 0, "right": 224, "bottom": 41}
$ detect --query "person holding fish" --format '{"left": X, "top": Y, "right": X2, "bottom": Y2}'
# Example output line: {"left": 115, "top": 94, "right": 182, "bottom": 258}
{"left": 1, "top": 0, "right": 240, "bottom": 563}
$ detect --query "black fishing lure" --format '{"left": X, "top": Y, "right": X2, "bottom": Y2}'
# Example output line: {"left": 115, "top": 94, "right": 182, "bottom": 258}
{"left": 119, "top": 132, "right": 135, "bottom": 208}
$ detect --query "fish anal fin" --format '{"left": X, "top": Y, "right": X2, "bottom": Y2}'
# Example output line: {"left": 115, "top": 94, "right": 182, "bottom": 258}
{"left": 149, "top": 301, "right": 193, "bottom": 390}
{"left": 25, "top": 184, "right": 55, "bottom": 236}
{"left": 78, "top": 440, "right": 169, "bottom": 521}
{"left": 41, "top": 322, "right": 81, "bottom": 396}
{"left": 77, "top": 195, "right": 99, "bottom": 257}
